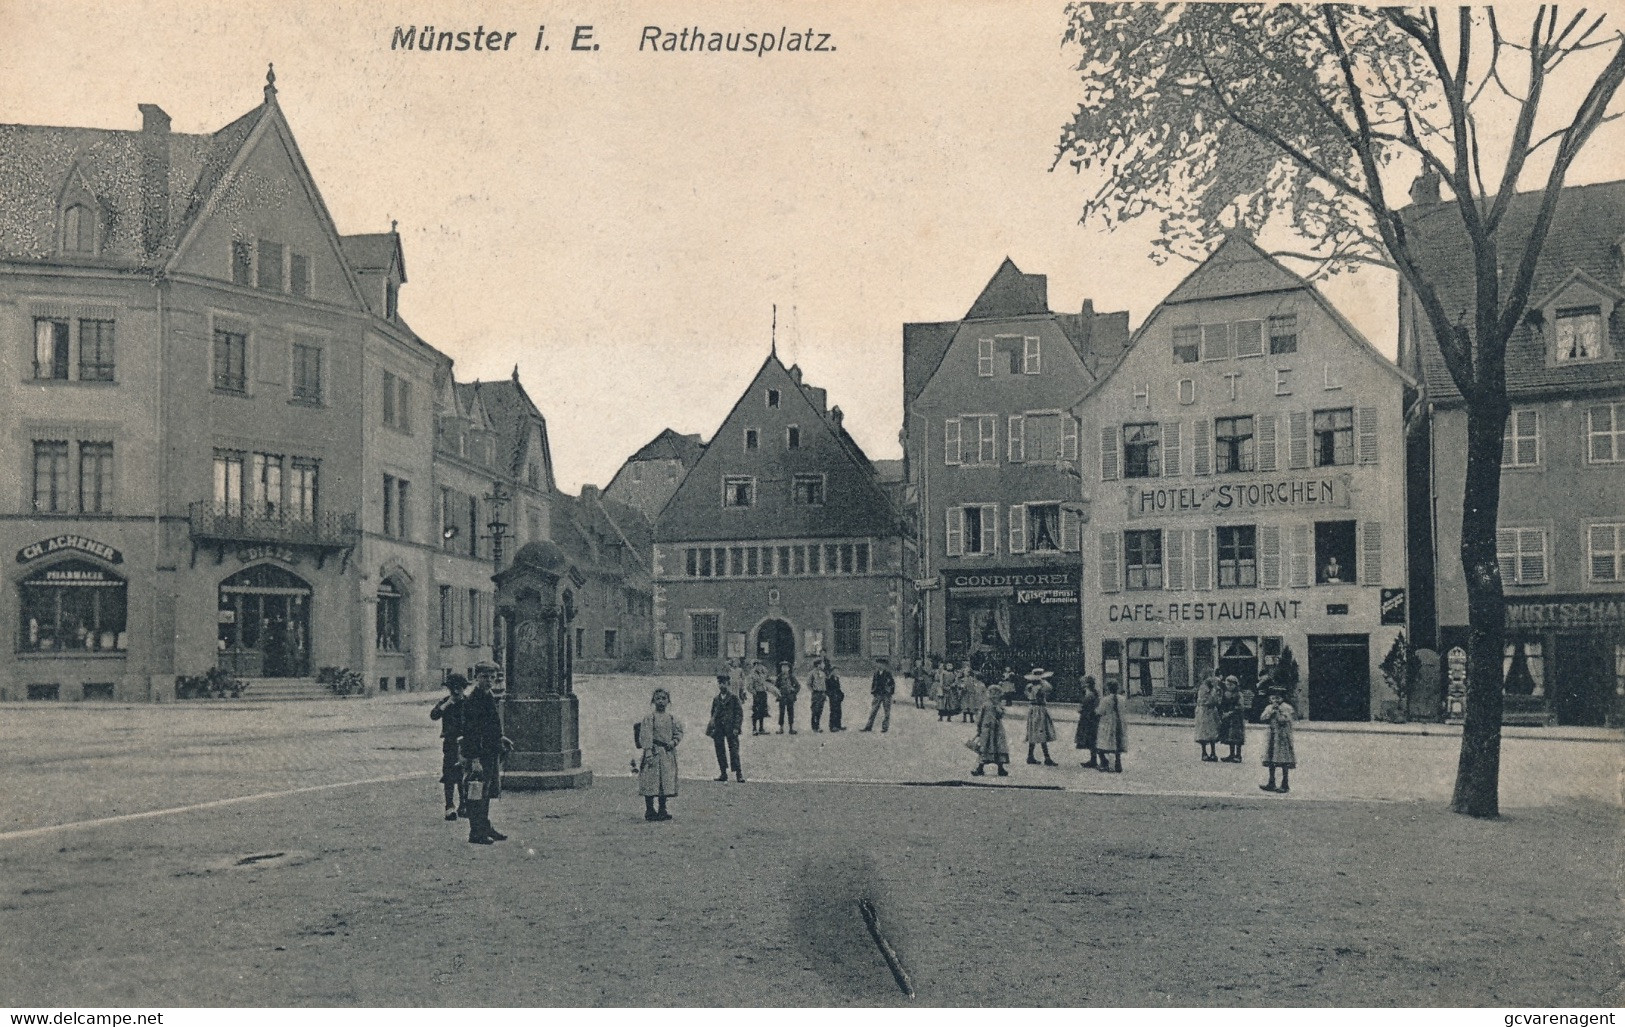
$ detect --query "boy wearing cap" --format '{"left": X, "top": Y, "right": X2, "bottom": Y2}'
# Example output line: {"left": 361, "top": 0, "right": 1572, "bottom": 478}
{"left": 774, "top": 661, "right": 799, "bottom": 734}
{"left": 707, "top": 675, "right": 745, "bottom": 782}
{"left": 430, "top": 674, "right": 468, "bottom": 820}
{"left": 861, "top": 656, "right": 896, "bottom": 732}
{"left": 461, "top": 662, "right": 511, "bottom": 844}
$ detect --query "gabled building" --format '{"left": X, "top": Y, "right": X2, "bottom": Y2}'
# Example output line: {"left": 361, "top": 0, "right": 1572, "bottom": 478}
{"left": 1, "top": 71, "right": 558, "bottom": 701}
{"left": 554, "top": 486, "right": 654, "bottom": 674}
{"left": 1074, "top": 236, "right": 1411, "bottom": 720}
{"left": 902, "top": 258, "right": 1129, "bottom": 697}
{"left": 653, "top": 352, "right": 909, "bottom": 675}
{"left": 604, "top": 428, "right": 705, "bottom": 521}
{"left": 1400, "top": 178, "right": 1625, "bottom": 727}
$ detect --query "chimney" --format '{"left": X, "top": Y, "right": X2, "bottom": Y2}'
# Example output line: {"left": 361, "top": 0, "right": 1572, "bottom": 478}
{"left": 581, "top": 484, "right": 600, "bottom": 502}
{"left": 830, "top": 406, "right": 844, "bottom": 430}
{"left": 1410, "top": 168, "right": 1441, "bottom": 206}
{"left": 789, "top": 364, "right": 802, "bottom": 385}
{"left": 137, "top": 104, "right": 171, "bottom": 255}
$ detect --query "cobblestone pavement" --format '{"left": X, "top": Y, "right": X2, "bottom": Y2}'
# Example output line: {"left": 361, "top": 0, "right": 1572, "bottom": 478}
{"left": 0, "top": 674, "right": 1618, "bottom": 835}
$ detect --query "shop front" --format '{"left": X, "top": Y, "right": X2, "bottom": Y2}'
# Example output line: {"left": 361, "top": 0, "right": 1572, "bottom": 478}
{"left": 9, "top": 533, "right": 138, "bottom": 701}
{"left": 217, "top": 563, "right": 313, "bottom": 678}
{"left": 1490, "top": 594, "right": 1625, "bottom": 727}
{"left": 944, "top": 565, "right": 1082, "bottom": 699}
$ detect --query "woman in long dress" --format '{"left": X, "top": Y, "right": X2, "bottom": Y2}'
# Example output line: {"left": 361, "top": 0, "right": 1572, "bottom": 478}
{"left": 1259, "top": 687, "right": 1297, "bottom": 793}
{"left": 1218, "top": 676, "right": 1247, "bottom": 762}
{"left": 1095, "top": 680, "right": 1127, "bottom": 773}
{"left": 936, "top": 661, "right": 960, "bottom": 721}
{"left": 748, "top": 662, "right": 771, "bottom": 735}
{"left": 1023, "top": 669, "right": 1058, "bottom": 766}
{"left": 1193, "top": 673, "right": 1222, "bottom": 762}
{"left": 970, "top": 683, "right": 1010, "bottom": 776}
{"left": 636, "top": 687, "right": 683, "bottom": 821}
{"left": 1074, "top": 675, "right": 1101, "bottom": 768}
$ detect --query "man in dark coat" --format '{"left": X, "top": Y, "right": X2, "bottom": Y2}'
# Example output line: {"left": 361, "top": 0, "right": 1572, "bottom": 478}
{"left": 824, "top": 658, "right": 846, "bottom": 731}
{"left": 430, "top": 674, "right": 467, "bottom": 820}
{"left": 861, "top": 656, "right": 896, "bottom": 733}
{"left": 707, "top": 674, "right": 745, "bottom": 782}
{"left": 460, "top": 661, "right": 510, "bottom": 844}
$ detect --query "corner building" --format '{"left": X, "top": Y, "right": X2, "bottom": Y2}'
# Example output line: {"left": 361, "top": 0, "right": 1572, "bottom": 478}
{"left": 1073, "top": 238, "right": 1410, "bottom": 720}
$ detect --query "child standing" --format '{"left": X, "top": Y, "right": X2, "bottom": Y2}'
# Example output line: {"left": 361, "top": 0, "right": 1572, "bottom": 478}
{"left": 1074, "top": 675, "right": 1100, "bottom": 768}
{"left": 1193, "top": 672, "right": 1222, "bottom": 762}
{"left": 1259, "top": 687, "right": 1297, "bottom": 793}
{"left": 1094, "top": 680, "right": 1127, "bottom": 773}
{"left": 636, "top": 687, "right": 683, "bottom": 820}
{"left": 748, "top": 661, "right": 771, "bottom": 735}
{"left": 1023, "top": 668, "right": 1058, "bottom": 766}
{"left": 970, "top": 682, "right": 1010, "bottom": 776}
{"left": 1218, "top": 675, "right": 1247, "bottom": 762}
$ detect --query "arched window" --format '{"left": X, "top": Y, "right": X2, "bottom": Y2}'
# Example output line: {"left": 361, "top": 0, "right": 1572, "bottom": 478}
{"left": 19, "top": 559, "right": 127, "bottom": 653}
{"left": 376, "top": 579, "right": 405, "bottom": 652}
{"left": 61, "top": 204, "right": 95, "bottom": 254}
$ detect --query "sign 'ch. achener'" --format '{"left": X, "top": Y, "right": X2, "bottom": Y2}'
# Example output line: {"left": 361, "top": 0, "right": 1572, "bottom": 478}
{"left": 1125, "top": 474, "right": 1352, "bottom": 519}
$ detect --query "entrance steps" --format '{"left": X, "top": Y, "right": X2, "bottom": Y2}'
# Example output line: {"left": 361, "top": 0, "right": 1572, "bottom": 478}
{"left": 243, "top": 677, "right": 339, "bottom": 701}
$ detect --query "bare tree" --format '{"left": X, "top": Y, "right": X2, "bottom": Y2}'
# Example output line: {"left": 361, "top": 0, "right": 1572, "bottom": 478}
{"left": 1054, "top": 4, "right": 1625, "bottom": 816}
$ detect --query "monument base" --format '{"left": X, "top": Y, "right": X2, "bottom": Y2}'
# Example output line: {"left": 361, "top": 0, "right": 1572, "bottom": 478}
{"left": 503, "top": 768, "right": 594, "bottom": 791}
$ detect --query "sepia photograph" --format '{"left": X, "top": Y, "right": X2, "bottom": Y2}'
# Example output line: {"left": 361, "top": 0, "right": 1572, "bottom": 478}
{"left": 0, "top": 0, "right": 1621, "bottom": 1013}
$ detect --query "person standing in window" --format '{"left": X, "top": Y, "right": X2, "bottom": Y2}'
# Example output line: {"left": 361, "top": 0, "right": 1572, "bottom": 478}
{"left": 1024, "top": 668, "right": 1059, "bottom": 766}
{"left": 1095, "top": 680, "right": 1128, "bottom": 773}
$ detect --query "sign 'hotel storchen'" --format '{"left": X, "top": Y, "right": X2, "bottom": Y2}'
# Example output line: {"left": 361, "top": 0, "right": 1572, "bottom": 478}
{"left": 1073, "top": 236, "right": 1412, "bottom": 722}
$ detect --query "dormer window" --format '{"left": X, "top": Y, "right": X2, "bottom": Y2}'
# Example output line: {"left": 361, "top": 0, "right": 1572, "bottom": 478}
{"left": 385, "top": 281, "right": 399, "bottom": 320}
{"left": 1554, "top": 306, "right": 1604, "bottom": 362}
{"left": 61, "top": 204, "right": 95, "bottom": 254}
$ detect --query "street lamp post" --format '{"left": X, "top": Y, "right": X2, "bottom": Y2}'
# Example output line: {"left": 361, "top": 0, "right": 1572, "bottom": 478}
{"left": 484, "top": 482, "right": 511, "bottom": 667}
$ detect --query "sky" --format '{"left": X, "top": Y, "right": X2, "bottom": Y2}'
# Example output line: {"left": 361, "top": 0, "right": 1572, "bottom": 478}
{"left": 3, "top": 1, "right": 1622, "bottom": 492}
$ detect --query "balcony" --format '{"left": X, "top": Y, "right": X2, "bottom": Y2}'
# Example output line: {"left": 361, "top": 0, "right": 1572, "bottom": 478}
{"left": 188, "top": 501, "right": 360, "bottom": 569}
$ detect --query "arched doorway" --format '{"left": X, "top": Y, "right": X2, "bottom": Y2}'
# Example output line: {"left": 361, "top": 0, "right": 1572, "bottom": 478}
{"left": 756, "top": 618, "right": 795, "bottom": 671}
{"left": 218, "top": 564, "right": 312, "bottom": 677}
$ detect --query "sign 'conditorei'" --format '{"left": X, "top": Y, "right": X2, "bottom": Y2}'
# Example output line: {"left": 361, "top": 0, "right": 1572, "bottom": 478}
{"left": 1126, "top": 474, "right": 1351, "bottom": 519}
{"left": 16, "top": 535, "right": 124, "bottom": 565}
{"left": 945, "top": 567, "right": 1080, "bottom": 604}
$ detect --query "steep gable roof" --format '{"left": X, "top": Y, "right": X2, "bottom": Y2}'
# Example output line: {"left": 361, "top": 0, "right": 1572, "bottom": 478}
{"left": 471, "top": 374, "right": 556, "bottom": 490}
{"left": 625, "top": 428, "right": 706, "bottom": 466}
{"left": 341, "top": 232, "right": 407, "bottom": 282}
{"left": 656, "top": 352, "right": 898, "bottom": 543}
{"left": 965, "top": 257, "right": 1049, "bottom": 319}
{"left": 1161, "top": 234, "right": 1306, "bottom": 305}
{"left": 903, "top": 320, "right": 958, "bottom": 407}
{"left": 1402, "top": 178, "right": 1625, "bottom": 402}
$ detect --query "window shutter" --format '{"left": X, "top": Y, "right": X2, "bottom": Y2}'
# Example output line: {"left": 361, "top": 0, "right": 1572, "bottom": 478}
{"left": 979, "top": 417, "right": 997, "bottom": 464}
{"left": 1522, "top": 529, "right": 1547, "bottom": 584}
{"left": 1098, "top": 531, "right": 1120, "bottom": 593}
{"left": 1356, "top": 406, "right": 1380, "bottom": 465}
{"left": 1062, "top": 415, "right": 1079, "bottom": 462}
{"left": 980, "top": 505, "right": 998, "bottom": 555}
{"left": 1257, "top": 414, "right": 1278, "bottom": 472}
{"left": 1165, "top": 528, "right": 1186, "bottom": 590}
{"left": 1360, "top": 521, "right": 1383, "bottom": 585}
{"left": 1288, "top": 411, "right": 1310, "bottom": 469}
{"left": 1496, "top": 528, "right": 1516, "bottom": 582}
{"left": 945, "top": 508, "right": 963, "bottom": 557}
{"left": 944, "top": 418, "right": 962, "bottom": 465}
{"left": 1163, "top": 421, "right": 1182, "bottom": 476}
{"left": 1289, "top": 524, "right": 1311, "bottom": 587}
{"left": 1191, "top": 528, "right": 1213, "bottom": 590}
{"left": 1192, "top": 419, "right": 1212, "bottom": 475}
{"left": 1260, "top": 525, "right": 1282, "bottom": 588}
{"left": 1008, "top": 415, "right": 1026, "bottom": 463}
{"left": 1061, "top": 508, "right": 1081, "bottom": 552}
{"left": 1100, "top": 425, "right": 1120, "bottom": 480}
{"left": 1009, "top": 504, "right": 1027, "bottom": 554}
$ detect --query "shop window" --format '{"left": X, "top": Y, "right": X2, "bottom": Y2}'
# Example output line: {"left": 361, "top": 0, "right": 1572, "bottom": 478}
{"left": 833, "top": 611, "right": 863, "bottom": 657}
{"left": 213, "top": 329, "right": 247, "bottom": 393}
{"left": 1215, "top": 416, "right": 1255, "bottom": 473}
{"left": 1586, "top": 403, "right": 1624, "bottom": 464}
{"left": 1125, "top": 529, "right": 1163, "bottom": 590}
{"left": 34, "top": 319, "right": 69, "bottom": 380}
{"left": 1586, "top": 524, "right": 1624, "bottom": 583}
{"left": 1194, "top": 637, "right": 1217, "bottom": 679}
{"left": 1173, "top": 326, "right": 1200, "bottom": 364}
{"left": 27, "top": 684, "right": 61, "bottom": 701}
{"left": 1217, "top": 526, "right": 1258, "bottom": 588}
{"left": 79, "top": 319, "right": 115, "bottom": 381}
{"left": 1553, "top": 306, "right": 1603, "bottom": 362}
{"left": 1123, "top": 423, "right": 1161, "bottom": 478}
{"left": 691, "top": 613, "right": 719, "bottom": 659}
{"left": 1166, "top": 637, "right": 1190, "bottom": 692}
{"left": 1126, "top": 638, "right": 1165, "bottom": 697}
{"left": 31, "top": 441, "right": 70, "bottom": 514}
{"left": 1501, "top": 409, "right": 1540, "bottom": 468}
{"left": 1496, "top": 527, "right": 1547, "bottom": 585}
{"left": 376, "top": 581, "right": 404, "bottom": 652}
{"left": 793, "top": 473, "right": 825, "bottom": 506}
{"left": 1502, "top": 638, "right": 1545, "bottom": 696}
{"left": 1269, "top": 315, "right": 1298, "bottom": 354}
{"left": 82, "top": 682, "right": 116, "bottom": 700}
{"left": 18, "top": 560, "right": 128, "bottom": 653}
{"left": 1314, "top": 408, "right": 1354, "bottom": 467}
{"left": 724, "top": 476, "right": 755, "bottom": 508}
{"left": 1315, "top": 521, "right": 1357, "bottom": 584}
{"left": 1100, "top": 638, "right": 1124, "bottom": 693}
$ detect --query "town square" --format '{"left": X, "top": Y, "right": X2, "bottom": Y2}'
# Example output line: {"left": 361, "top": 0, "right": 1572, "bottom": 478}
{"left": 1, "top": 0, "right": 1622, "bottom": 1011}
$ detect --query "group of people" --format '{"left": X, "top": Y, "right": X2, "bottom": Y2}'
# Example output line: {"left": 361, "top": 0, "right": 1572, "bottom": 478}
{"left": 428, "top": 660, "right": 513, "bottom": 844}
{"left": 960, "top": 667, "right": 1129, "bottom": 776}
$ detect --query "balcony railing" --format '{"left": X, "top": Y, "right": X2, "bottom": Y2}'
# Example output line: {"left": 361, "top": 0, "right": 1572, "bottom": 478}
{"left": 189, "top": 501, "right": 360, "bottom": 548}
